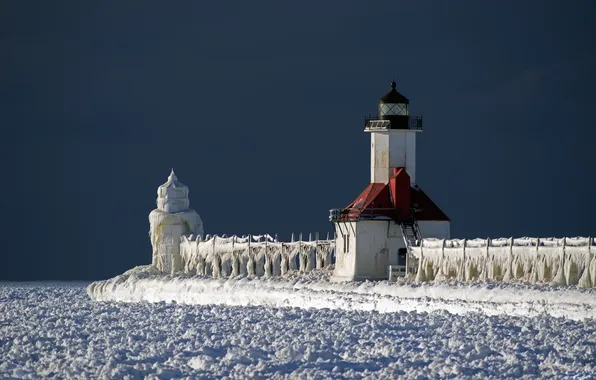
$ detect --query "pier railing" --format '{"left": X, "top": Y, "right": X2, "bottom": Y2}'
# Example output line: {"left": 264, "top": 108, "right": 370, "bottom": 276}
{"left": 179, "top": 233, "right": 335, "bottom": 278}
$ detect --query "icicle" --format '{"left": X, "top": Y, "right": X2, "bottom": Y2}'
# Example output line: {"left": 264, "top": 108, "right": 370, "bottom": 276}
{"left": 230, "top": 238, "right": 239, "bottom": 277}
{"left": 588, "top": 237, "right": 596, "bottom": 288}
{"left": 299, "top": 233, "right": 305, "bottom": 272}
{"left": 264, "top": 252, "right": 272, "bottom": 277}
{"left": 430, "top": 239, "right": 445, "bottom": 281}
{"left": 211, "top": 256, "right": 221, "bottom": 279}
{"left": 280, "top": 243, "right": 289, "bottom": 275}
{"left": 459, "top": 239, "right": 467, "bottom": 281}
{"left": 246, "top": 235, "right": 254, "bottom": 276}
{"left": 415, "top": 247, "right": 426, "bottom": 282}
{"left": 272, "top": 250, "right": 281, "bottom": 277}
{"left": 551, "top": 240, "right": 566, "bottom": 286}
{"left": 247, "top": 256, "right": 255, "bottom": 277}
{"left": 577, "top": 241, "right": 592, "bottom": 288}
{"left": 478, "top": 238, "right": 490, "bottom": 282}
{"left": 501, "top": 238, "right": 514, "bottom": 282}
{"left": 324, "top": 232, "right": 332, "bottom": 267}
{"left": 316, "top": 232, "right": 324, "bottom": 269}
{"left": 306, "top": 246, "right": 314, "bottom": 272}
{"left": 530, "top": 238, "right": 539, "bottom": 283}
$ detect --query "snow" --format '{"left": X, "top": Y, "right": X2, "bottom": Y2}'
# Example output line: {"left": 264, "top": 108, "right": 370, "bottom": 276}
{"left": 88, "top": 266, "right": 596, "bottom": 321}
{"left": 3, "top": 282, "right": 596, "bottom": 379}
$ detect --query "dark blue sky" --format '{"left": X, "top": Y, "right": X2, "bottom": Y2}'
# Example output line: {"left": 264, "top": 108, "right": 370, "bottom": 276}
{"left": 1, "top": 1, "right": 595, "bottom": 281}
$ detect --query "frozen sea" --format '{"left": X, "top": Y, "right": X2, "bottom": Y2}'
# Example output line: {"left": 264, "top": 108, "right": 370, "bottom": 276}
{"left": 1, "top": 283, "right": 596, "bottom": 379}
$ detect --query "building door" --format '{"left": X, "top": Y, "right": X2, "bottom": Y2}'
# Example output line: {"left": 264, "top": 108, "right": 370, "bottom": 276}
{"left": 397, "top": 248, "right": 407, "bottom": 267}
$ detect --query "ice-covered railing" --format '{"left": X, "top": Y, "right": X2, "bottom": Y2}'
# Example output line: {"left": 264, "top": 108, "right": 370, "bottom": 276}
{"left": 179, "top": 233, "right": 335, "bottom": 278}
{"left": 411, "top": 237, "right": 596, "bottom": 288}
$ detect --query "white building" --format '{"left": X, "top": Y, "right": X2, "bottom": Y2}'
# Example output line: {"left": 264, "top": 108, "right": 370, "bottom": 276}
{"left": 149, "top": 170, "right": 204, "bottom": 274}
{"left": 331, "top": 82, "right": 451, "bottom": 281}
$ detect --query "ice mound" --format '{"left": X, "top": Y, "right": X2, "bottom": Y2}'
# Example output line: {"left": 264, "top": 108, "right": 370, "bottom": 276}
{"left": 88, "top": 266, "right": 596, "bottom": 321}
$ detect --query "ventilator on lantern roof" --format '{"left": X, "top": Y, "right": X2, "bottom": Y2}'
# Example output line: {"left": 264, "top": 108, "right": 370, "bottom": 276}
{"left": 379, "top": 81, "right": 409, "bottom": 104}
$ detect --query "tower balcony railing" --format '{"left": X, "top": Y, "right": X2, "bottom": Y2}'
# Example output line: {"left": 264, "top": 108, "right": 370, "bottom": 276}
{"left": 364, "top": 115, "right": 423, "bottom": 131}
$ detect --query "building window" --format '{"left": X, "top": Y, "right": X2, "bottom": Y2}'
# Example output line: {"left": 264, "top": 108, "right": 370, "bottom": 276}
{"left": 343, "top": 234, "right": 350, "bottom": 253}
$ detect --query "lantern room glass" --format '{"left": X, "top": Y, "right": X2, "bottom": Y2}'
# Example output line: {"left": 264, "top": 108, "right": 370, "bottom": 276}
{"left": 379, "top": 103, "right": 408, "bottom": 116}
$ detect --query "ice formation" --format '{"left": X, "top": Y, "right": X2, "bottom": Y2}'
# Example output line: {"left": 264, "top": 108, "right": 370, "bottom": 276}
{"left": 146, "top": 171, "right": 334, "bottom": 277}
{"left": 179, "top": 233, "right": 335, "bottom": 278}
{"left": 149, "top": 170, "right": 203, "bottom": 273}
{"left": 412, "top": 237, "right": 596, "bottom": 287}
{"left": 87, "top": 266, "right": 596, "bottom": 321}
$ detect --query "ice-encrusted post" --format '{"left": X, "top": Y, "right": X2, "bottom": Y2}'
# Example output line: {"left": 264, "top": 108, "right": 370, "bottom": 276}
{"left": 460, "top": 239, "right": 467, "bottom": 281}
{"left": 264, "top": 235, "right": 271, "bottom": 277}
{"left": 247, "top": 234, "right": 255, "bottom": 277}
{"left": 299, "top": 233, "right": 305, "bottom": 272}
{"left": 585, "top": 237, "right": 595, "bottom": 288}
{"left": 563, "top": 237, "right": 570, "bottom": 285}
{"left": 415, "top": 241, "right": 425, "bottom": 282}
{"left": 197, "top": 238, "right": 205, "bottom": 275}
{"left": 435, "top": 238, "right": 447, "bottom": 281}
{"left": 231, "top": 236, "right": 239, "bottom": 277}
{"left": 287, "top": 233, "right": 295, "bottom": 272}
{"left": 280, "top": 243, "right": 288, "bottom": 275}
{"left": 316, "top": 232, "right": 324, "bottom": 269}
{"left": 502, "top": 237, "right": 513, "bottom": 282}
{"left": 551, "top": 238, "right": 566, "bottom": 286}
{"left": 405, "top": 242, "right": 410, "bottom": 279}
{"left": 324, "top": 232, "right": 332, "bottom": 267}
{"left": 211, "top": 236, "right": 220, "bottom": 278}
{"left": 289, "top": 233, "right": 298, "bottom": 271}
{"left": 306, "top": 233, "right": 314, "bottom": 272}
{"left": 532, "top": 237, "right": 540, "bottom": 283}
{"left": 479, "top": 238, "right": 490, "bottom": 282}
{"left": 590, "top": 237, "right": 594, "bottom": 283}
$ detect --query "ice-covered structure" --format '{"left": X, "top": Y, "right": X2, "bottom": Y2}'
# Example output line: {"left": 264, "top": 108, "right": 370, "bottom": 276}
{"left": 179, "top": 233, "right": 334, "bottom": 278}
{"left": 412, "top": 237, "right": 596, "bottom": 288}
{"left": 146, "top": 170, "right": 334, "bottom": 277}
{"left": 149, "top": 170, "right": 203, "bottom": 273}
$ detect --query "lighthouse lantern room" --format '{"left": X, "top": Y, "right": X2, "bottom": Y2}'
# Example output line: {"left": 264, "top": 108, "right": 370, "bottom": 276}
{"left": 330, "top": 82, "right": 450, "bottom": 282}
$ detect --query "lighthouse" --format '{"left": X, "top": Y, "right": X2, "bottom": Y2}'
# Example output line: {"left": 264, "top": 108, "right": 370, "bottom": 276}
{"left": 330, "top": 82, "right": 450, "bottom": 281}
{"left": 149, "top": 170, "right": 204, "bottom": 274}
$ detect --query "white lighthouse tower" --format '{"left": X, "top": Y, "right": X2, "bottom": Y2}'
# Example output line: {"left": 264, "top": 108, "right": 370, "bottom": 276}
{"left": 331, "top": 82, "right": 450, "bottom": 281}
{"left": 149, "top": 170, "right": 204, "bottom": 274}
{"left": 370, "top": 81, "right": 419, "bottom": 186}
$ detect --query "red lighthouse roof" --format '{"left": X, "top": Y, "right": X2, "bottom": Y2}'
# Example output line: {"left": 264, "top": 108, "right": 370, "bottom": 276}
{"left": 410, "top": 186, "right": 450, "bottom": 221}
{"left": 337, "top": 168, "right": 450, "bottom": 222}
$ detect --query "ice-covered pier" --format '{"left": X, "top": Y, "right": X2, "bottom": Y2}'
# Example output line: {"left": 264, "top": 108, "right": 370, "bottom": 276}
{"left": 413, "top": 237, "right": 596, "bottom": 287}
{"left": 179, "top": 233, "right": 335, "bottom": 278}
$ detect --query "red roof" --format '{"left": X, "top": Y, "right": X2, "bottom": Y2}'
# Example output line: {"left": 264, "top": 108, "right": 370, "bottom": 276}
{"left": 340, "top": 183, "right": 394, "bottom": 220}
{"left": 411, "top": 186, "right": 450, "bottom": 221}
{"left": 338, "top": 181, "right": 450, "bottom": 222}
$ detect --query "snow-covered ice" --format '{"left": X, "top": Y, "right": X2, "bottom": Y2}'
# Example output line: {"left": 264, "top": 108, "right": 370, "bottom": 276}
{"left": 88, "top": 266, "right": 596, "bottom": 321}
{"left": 2, "top": 282, "right": 596, "bottom": 379}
